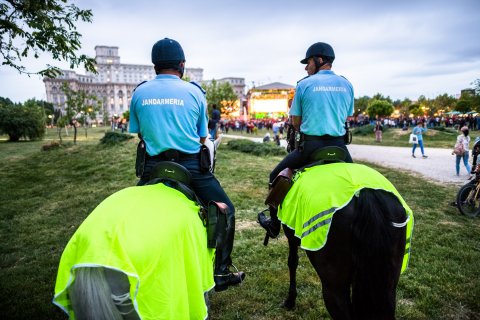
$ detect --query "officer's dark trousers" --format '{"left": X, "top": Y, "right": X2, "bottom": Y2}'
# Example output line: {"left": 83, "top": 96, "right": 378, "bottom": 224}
{"left": 138, "top": 158, "right": 235, "bottom": 275}
{"left": 269, "top": 137, "right": 353, "bottom": 183}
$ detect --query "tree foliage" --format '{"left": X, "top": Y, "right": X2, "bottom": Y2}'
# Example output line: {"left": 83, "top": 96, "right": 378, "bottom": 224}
{"left": 366, "top": 99, "right": 394, "bottom": 118}
{"left": 408, "top": 104, "right": 423, "bottom": 117}
{"left": 455, "top": 99, "right": 472, "bottom": 114}
{"left": 0, "top": 97, "right": 45, "bottom": 141}
{"left": 202, "top": 79, "right": 238, "bottom": 118}
{"left": 0, "top": 0, "right": 96, "bottom": 78}
{"left": 354, "top": 96, "right": 369, "bottom": 116}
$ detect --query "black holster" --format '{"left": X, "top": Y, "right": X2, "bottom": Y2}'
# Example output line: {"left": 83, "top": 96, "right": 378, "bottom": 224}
{"left": 344, "top": 122, "right": 352, "bottom": 145}
{"left": 199, "top": 144, "right": 211, "bottom": 173}
{"left": 206, "top": 201, "right": 229, "bottom": 248}
{"left": 135, "top": 139, "right": 146, "bottom": 178}
{"left": 295, "top": 132, "right": 304, "bottom": 152}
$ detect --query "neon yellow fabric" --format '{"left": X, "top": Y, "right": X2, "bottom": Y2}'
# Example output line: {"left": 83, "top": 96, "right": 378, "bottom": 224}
{"left": 278, "top": 163, "right": 414, "bottom": 273}
{"left": 53, "top": 183, "right": 215, "bottom": 320}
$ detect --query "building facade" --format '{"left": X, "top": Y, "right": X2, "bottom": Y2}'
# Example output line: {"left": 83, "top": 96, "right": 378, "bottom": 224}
{"left": 43, "top": 46, "right": 205, "bottom": 121}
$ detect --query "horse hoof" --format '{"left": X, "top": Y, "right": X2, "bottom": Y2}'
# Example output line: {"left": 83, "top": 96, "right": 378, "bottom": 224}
{"left": 282, "top": 299, "right": 295, "bottom": 311}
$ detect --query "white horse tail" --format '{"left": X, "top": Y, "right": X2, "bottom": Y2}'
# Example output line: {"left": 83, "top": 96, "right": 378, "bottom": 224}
{"left": 69, "top": 267, "right": 135, "bottom": 320}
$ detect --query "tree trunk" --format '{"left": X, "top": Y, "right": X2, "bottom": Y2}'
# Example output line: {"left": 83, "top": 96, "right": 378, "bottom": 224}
{"left": 73, "top": 125, "right": 77, "bottom": 144}
{"left": 57, "top": 127, "right": 63, "bottom": 144}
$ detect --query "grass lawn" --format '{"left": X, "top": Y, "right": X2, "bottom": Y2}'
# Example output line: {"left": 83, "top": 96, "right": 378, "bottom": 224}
{"left": 0, "top": 129, "right": 479, "bottom": 319}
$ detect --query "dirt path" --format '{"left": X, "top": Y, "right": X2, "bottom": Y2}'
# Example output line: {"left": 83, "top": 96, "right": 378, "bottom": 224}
{"left": 223, "top": 134, "right": 470, "bottom": 186}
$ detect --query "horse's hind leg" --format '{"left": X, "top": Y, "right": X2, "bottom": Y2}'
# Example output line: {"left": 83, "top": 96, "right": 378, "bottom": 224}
{"left": 283, "top": 225, "right": 300, "bottom": 310}
{"left": 306, "top": 208, "right": 355, "bottom": 320}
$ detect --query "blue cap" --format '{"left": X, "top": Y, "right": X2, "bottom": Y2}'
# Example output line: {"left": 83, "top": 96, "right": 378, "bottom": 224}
{"left": 151, "top": 38, "right": 185, "bottom": 66}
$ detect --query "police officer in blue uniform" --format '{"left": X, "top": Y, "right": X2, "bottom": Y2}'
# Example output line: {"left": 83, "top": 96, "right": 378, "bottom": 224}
{"left": 129, "top": 38, "right": 245, "bottom": 291}
{"left": 258, "top": 42, "right": 354, "bottom": 238}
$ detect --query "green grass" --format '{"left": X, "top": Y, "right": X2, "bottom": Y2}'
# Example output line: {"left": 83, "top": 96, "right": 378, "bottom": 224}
{"left": 1, "top": 132, "right": 479, "bottom": 319}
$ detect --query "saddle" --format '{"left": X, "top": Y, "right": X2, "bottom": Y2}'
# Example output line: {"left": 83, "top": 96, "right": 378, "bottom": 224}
{"left": 265, "top": 146, "right": 347, "bottom": 210}
{"left": 147, "top": 161, "right": 229, "bottom": 249}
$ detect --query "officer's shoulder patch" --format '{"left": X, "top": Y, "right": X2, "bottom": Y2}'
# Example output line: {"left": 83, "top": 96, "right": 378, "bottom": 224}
{"left": 133, "top": 80, "right": 147, "bottom": 92}
{"left": 189, "top": 81, "right": 206, "bottom": 94}
{"left": 297, "top": 75, "right": 310, "bottom": 84}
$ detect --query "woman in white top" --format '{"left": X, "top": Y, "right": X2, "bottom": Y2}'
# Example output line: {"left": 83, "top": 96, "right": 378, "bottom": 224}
{"left": 455, "top": 126, "right": 471, "bottom": 177}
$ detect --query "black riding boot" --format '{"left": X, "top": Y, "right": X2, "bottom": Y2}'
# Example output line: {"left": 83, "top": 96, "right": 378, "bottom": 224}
{"left": 257, "top": 206, "right": 281, "bottom": 239}
{"left": 214, "top": 212, "right": 245, "bottom": 292}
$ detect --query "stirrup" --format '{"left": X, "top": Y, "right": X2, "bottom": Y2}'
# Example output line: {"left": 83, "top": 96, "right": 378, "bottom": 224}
{"left": 257, "top": 209, "right": 281, "bottom": 246}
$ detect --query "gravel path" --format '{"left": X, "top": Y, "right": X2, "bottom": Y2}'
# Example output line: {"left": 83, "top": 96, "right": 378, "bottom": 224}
{"left": 223, "top": 134, "right": 471, "bottom": 186}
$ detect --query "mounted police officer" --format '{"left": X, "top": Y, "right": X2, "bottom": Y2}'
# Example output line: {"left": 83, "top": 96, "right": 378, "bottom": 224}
{"left": 258, "top": 42, "right": 354, "bottom": 239}
{"left": 129, "top": 38, "right": 245, "bottom": 291}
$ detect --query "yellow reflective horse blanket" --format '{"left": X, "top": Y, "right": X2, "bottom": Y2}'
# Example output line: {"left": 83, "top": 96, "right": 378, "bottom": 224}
{"left": 53, "top": 183, "right": 215, "bottom": 319}
{"left": 278, "top": 163, "right": 413, "bottom": 273}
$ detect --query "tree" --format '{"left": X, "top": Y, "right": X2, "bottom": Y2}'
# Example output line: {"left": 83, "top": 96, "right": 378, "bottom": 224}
{"left": 397, "top": 98, "right": 412, "bottom": 117}
{"left": 0, "top": 0, "right": 96, "bottom": 78}
{"left": 60, "top": 82, "right": 99, "bottom": 143}
{"left": 202, "top": 80, "right": 238, "bottom": 118}
{"left": 455, "top": 99, "right": 472, "bottom": 114}
{"left": 354, "top": 96, "right": 369, "bottom": 116}
{"left": 409, "top": 104, "right": 423, "bottom": 117}
{"left": 366, "top": 99, "right": 394, "bottom": 119}
{"left": 432, "top": 93, "right": 456, "bottom": 114}
{"left": 371, "top": 93, "right": 392, "bottom": 104}
{"left": 0, "top": 98, "right": 45, "bottom": 141}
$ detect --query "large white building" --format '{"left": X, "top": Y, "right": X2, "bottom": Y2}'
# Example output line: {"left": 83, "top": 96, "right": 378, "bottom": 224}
{"left": 43, "top": 46, "right": 206, "bottom": 120}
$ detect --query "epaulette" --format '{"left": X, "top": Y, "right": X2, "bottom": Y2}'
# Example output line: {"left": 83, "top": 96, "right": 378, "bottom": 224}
{"left": 297, "top": 75, "right": 310, "bottom": 84}
{"left": 133, "top": 80, "right": 147, "bottom": 92}
{"left": 190, "top": 81, "right": 206, "bottom": 94}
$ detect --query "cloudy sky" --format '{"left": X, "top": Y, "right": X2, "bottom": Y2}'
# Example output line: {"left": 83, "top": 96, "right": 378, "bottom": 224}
{"left": 1, "top": 0, "right": 479, "bottom": 103}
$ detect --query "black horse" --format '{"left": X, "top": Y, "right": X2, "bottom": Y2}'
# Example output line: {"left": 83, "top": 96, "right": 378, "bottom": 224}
{"left": 265, "top": 160, "right": 412, "bottom": 320}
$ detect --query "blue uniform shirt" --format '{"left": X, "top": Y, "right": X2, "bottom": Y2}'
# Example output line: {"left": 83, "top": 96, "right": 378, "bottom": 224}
{"left": 289, "top": 70, "right": 354, "bottom": 136}
{"left": 129, "top": 74, "right": 208, "bottom": 155}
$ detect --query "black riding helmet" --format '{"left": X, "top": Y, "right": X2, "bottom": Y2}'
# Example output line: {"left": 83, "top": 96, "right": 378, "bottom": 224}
{"left": 300, "top": 42, "right": 335, "bottom": 64}
{"left": 151, "top": 38, "right": 185, "bottom": 72}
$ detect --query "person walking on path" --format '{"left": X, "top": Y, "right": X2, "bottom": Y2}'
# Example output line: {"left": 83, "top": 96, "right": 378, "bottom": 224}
{"left": 453, "top": 126, "right": 472, "bottom": 177}
{"left": 374, "top": 120, "right": 383, "bottom": 142}
{"left": 412, "top": 122, "right": 428, "bottom": 158}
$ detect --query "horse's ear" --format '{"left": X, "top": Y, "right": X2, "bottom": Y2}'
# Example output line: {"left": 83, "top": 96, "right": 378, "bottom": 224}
{"left": 310, "top": 146, "right": 346, "bottom": 163}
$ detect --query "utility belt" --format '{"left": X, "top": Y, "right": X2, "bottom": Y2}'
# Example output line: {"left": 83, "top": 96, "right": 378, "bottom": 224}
{"left": 294, "top": 124, "right": 352, "bottom": 153}
{"left": 148, "top": 150, "right": 200, "bottom": 161}
{"left": 303, "top": 134, "right": 341, "bottom": 141}
{"left": 136, "top": 138, "right": 210, "bottom": 178}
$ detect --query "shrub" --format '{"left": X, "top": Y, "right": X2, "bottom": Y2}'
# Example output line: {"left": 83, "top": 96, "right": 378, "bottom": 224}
{"left": 227, "top": 139, "right": 287, "bottom": 156}
{"left": 352, "top": 124, "right": 389, "bottom": 136}
{"left": 430, "top": 126, "right": 457, "bottom": 134}
{"left": 41, "top": 141, "right": 61, "bottom": 151}
{"left": 0, "top": 101, "right": 45, "bottom": 141}
{"left": 99, "top": 132, "right": 134, "bottom": 145}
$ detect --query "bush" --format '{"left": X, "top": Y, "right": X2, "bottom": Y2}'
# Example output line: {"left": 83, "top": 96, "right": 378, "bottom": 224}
{"left": 41, "top": 141, "right": 61, "bottom": 151}
{"left": 0, "top": 101, "right": 45, "bottom": 141}
{"left": 352, "top": 124, "right": 389, "bottom": 136}
{"left": 227, "top": 139, "right": 287, "bottom": 156}
{"left": 430, "top": 126, "right": 457, "bottom": 134}
{"left": 99, "top": 132, "right": 134, "bottom": 145}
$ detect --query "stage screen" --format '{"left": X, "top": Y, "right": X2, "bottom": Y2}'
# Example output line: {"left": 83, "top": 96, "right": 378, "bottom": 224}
{"left": 250, "top": 98, "right": 288, "bottom": 113}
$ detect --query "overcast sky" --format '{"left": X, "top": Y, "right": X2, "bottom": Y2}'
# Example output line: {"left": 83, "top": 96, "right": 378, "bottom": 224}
{"left": 1, "top": 0, "right": 479, "bottom": 103}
